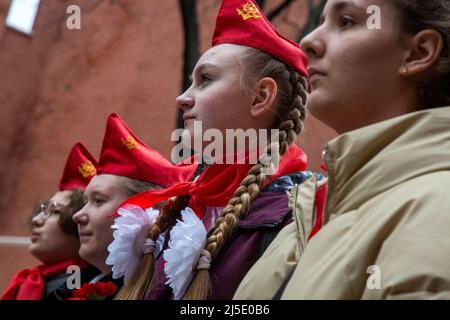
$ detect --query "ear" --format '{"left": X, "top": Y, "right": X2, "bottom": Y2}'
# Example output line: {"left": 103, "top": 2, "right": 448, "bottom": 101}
{"left": 400, "top": 29, "right": 443, "bottom": 77}
{"left": 249, "top": 77, "right": 278, "bottom": 118}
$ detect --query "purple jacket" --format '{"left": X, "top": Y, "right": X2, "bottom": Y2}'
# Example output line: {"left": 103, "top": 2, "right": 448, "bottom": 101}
{"left": 145, "top": 190, "right": 292, "bottom": 300}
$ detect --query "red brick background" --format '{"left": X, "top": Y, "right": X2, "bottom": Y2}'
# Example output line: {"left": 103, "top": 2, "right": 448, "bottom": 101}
{"left": 0, "top": 0, "right": 336, "bottom": 292}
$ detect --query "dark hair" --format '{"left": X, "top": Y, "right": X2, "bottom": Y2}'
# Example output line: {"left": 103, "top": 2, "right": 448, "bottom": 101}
{"left": 58, "top": 189, "right": 86, "bottom": 235}
{"left": 29, "top": 189, "right": 86, "bottom": 236}
{"left": 394, "top": 0, "right": 450, "bottom": 108}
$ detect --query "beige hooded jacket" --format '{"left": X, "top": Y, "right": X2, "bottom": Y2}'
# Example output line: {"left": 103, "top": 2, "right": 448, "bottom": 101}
{"left": 282, "top": 106, "right": 450, "bottom": 299}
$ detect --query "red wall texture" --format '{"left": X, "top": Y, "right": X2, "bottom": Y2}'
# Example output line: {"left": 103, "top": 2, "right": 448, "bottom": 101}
{"left": 0, "top": 0, "right": 336, "bottom": 292}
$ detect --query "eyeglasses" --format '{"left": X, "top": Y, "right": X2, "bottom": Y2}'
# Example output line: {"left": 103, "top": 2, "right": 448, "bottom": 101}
{"left": 38, "top": 201, "right": 65, "bottom": 220}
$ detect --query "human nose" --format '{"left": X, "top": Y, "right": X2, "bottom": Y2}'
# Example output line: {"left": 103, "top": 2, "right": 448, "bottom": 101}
{"left": 300, "top": 28, "right": 326, "bottom": 61}
{"left": 31, "top": 211, "right": 46, "bottom": 227}
{"left": 176, "top": 88, "right": 195, "bottom": 111}
{"left": 72, "top": 204, "right": 89, "bottom": 225}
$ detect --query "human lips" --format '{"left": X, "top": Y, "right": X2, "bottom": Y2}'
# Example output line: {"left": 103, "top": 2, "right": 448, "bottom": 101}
{"left": 183, "top": 114, "right": 196, "bottom": 123}
{"left": 30, "top": 231, "right": 40, "bottom": 243}
{"left": 308, "top": 67, "right": 327, "bottom": 85}
{"left": 78, "top": 230, "right": 93, "bottom": 243}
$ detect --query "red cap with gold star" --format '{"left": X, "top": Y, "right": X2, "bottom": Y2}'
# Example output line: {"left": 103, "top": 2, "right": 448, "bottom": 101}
{"left": 59, "top": 142, "right": 98, "bottom": 191}
{"left": 212, "top": 0, "right": 308, "bottom": 77}
{"left": 97, "top": 113, "right": 198, "bottom": 188}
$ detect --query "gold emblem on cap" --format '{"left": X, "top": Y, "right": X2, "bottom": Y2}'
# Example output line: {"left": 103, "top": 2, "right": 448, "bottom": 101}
{"left": 237, "top": 2, "right": 262, "bottom": 21}
{"left": 78, "top": 160, "right": 96, "bottom": 178}
{"left": 121, "top": 135, "right": 139, "bottom": 150}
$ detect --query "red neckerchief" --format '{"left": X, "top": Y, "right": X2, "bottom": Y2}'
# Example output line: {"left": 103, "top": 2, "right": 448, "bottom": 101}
{"left": 320, "top": 161, "right": 327, "bottom": 173}
{"left": 308, "top": 183, "right": 327, "bottom": 240}
{"left": 115, "top": 144, "right": 308, "bottom": 219}
{"left": 0, "top": 258, "right": 86, "bottom": 300}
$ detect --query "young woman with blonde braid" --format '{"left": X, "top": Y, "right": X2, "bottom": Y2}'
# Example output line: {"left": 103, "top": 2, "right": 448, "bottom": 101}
{"left": 112, "top": 0, "right": 323, "bottom": 300}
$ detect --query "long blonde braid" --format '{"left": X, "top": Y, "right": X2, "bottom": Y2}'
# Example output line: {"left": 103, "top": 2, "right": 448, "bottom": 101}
{"left": 182, "top": 48, "right": 308, "bottom": 300}
{"left": 114, "top": 163, "right": 209, "bottom": 300}
{"left": 114, "top": 195, "right": 189, "bottom": 300}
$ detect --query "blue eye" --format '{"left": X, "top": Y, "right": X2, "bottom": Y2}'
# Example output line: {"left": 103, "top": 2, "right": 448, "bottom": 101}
{"left": 340, "top": 16, "right": 355, "bottom": 28}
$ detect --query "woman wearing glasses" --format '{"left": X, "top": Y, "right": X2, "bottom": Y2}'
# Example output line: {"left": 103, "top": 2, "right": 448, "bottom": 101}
{"left": 1, "top": 143, "right": 97, "bottom": 300}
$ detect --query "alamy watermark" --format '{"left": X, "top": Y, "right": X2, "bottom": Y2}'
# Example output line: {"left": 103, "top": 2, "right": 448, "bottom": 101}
{"left": 66, "top": 265, "right": 81, "bottom": 290}
{"left": 367, "top": 5, "right": 381, "bottom": 30}
{"left": 171, "top": 120, "right": 280, "bottom": 175}
{"left": 366, "top": 265, "right": 381, "bottom": 290}
{"left": 64, "top": 4, "right": 381, "bottom": 31}
{"left": 66, "top": 5, "right": 81, "bottom": 30}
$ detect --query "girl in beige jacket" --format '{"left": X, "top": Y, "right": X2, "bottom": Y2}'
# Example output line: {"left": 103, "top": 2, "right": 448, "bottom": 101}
{"left": 235, "top": 0, "right": 450, "bottom": 299}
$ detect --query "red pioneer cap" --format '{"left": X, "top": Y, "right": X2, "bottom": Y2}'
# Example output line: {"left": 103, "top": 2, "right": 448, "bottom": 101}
{"left": 59, "top": 142, "right": 97, "bottom": 191}
{"left": 212, "top": 0, "right": 308, "bottom": 77}
{"left": 97, "top": 113, "right": 198, "bottom": 187}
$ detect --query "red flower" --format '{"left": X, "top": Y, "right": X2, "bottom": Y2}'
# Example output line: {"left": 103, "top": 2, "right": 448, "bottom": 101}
{"left": 70, "top": 281, "right": 117, "bottom": 300}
